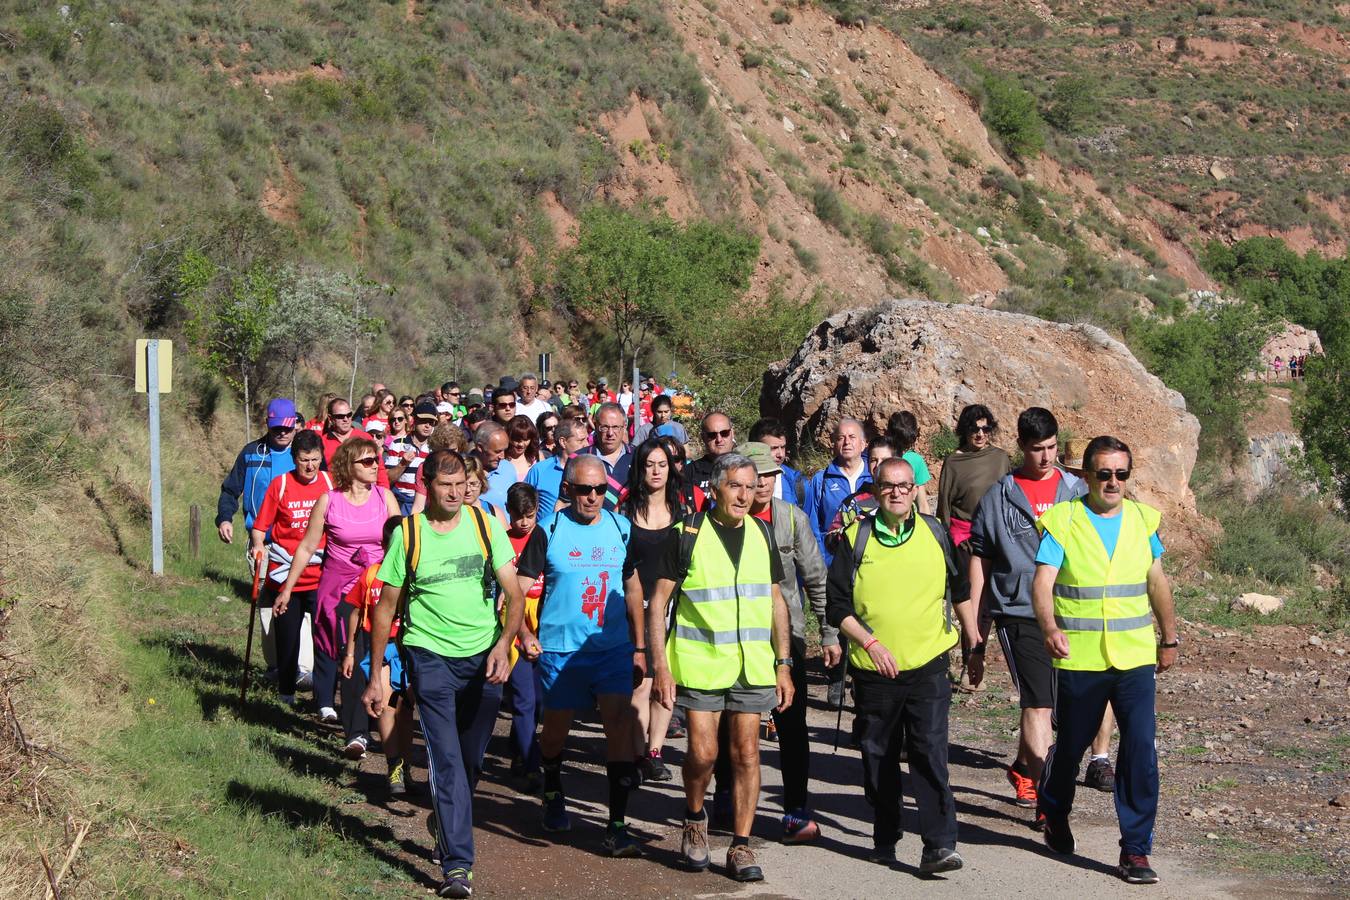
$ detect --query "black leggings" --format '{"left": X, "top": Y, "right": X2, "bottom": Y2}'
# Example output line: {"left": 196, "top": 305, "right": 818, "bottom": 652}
{"left": 269, "top": 585, "right": 315, "bottom": 696}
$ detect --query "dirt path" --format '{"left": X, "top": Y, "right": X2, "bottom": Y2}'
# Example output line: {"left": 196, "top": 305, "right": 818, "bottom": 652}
{"left": 345, "top": 637, "right": 1344, "bottom": 898}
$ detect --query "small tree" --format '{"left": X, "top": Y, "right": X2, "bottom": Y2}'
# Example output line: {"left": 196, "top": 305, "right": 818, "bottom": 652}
{"left": 427, "top": 304, "right": 484, "bottom": 382}
{"left": 1043, "top": 75, "right": 1099, "bottom": 134}
{"left": 1295, "top": 294, "right": 1350, "bottom": 507}
{"left": 266, "top": 267, "right": 365, "bottom": 398}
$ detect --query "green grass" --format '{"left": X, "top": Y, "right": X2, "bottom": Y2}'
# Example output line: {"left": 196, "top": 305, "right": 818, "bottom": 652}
{"left": 1212, "top": 837, "right": 1332, "bottom": 878}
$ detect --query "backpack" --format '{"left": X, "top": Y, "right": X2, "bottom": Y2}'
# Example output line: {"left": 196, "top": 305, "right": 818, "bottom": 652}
{"left": 848, "top": 511, "right": 958, "bottom": 632}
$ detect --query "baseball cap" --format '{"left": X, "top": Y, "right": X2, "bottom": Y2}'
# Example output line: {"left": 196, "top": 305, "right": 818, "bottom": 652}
{"left": 466, "top": 389, "right": 485, "bottom": 406}
{"left": 436, "top": 401, "right": 455, "bottom": 415}
{"left": 266, "top": 398, "right": 299, "bottom": 429}
{"left": 414, "top": 400, "right": 439, "bottom": 420}
{"left": 365, "top": 418, "right": 387, "bottom": 433}
{"left": 739, "top": 441, "right": 782, "bottom": 476}
{"left": 598, "top": 376, "right": 608, "bottom": 386}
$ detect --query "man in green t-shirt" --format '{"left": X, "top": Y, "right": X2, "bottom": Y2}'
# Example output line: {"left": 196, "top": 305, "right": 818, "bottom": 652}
{"left": 364, "top": 450, "right": 535, "bottom": 900}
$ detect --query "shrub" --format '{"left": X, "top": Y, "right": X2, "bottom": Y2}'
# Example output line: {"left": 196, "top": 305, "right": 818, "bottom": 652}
{"left": 929, "top": 425, "right": 959, "bottom": 460}
{"left": 741, "top": 50, "right": 765, "bottom": 69}
{"left": 770, "top": 7, "right": 792, "bottom": 24}
{"left": 1043, "top": 75, "right": 1099, "bottom": 134}
{"left": 811, "top": 181, "right": 849, "bottom": 231}
{"left": 981, "top": 73, "right": 1045, "bottom": 158}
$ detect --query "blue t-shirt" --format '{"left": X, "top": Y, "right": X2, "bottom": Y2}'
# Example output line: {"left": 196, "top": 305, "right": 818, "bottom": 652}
{"left": 517, "top": 509, "right": 633, "bottom": 654}
{"left": 525, "top": 455, "right": 567, "bottom": 518}
{"left": 482, "top": 458, "right": 518, "bottom": 511}
{"left": 1035, "top": 500, "right": 1164, "bottom": 567}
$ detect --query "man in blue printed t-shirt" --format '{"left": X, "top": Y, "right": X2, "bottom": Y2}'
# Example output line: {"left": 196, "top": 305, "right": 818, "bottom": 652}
{"left": 515, "top": 455, "right": 647, "bottom": 858}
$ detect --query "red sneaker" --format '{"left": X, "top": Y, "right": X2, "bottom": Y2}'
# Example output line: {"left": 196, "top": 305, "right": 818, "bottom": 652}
{"left": 1006, "top": 764, "right": 1037, "bottom": 808}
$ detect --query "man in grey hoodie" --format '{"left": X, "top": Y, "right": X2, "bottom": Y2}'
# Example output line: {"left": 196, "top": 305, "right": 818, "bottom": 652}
{"left": 968, "top": 408, "right": 1086, "bottom": 820}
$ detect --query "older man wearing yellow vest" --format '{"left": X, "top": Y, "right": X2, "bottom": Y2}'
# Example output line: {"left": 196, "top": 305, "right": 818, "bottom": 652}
{"left": 649, "top": 453, "right": 795, "bottom": 883}
{"left": 826, "top": 456, "right": 980, "bottom": 875}
{"left": 1032, "top": 436, "right": 1179, "bottom": 886}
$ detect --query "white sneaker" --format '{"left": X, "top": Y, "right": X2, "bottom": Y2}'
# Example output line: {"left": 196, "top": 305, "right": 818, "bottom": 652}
{"left": 319, "top": 706, "right": 339, "bottom": 724}
{"left": 296, "top": 670, "right": 314, "bottom": 690}
{"left": 344, "top": 735, "right": 369, "bottom": 760}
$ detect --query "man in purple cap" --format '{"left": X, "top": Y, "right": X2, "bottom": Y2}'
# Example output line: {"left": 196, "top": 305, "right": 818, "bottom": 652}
{"left": 216, "top": 398, "right": 305, "bottom": 683}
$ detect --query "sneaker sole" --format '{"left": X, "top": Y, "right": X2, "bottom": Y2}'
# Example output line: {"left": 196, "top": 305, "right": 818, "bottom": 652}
{"left": 1043, "top": 833, "right": 1077, "bottom": 855}
{"left": 783, "top": 821, "right": 821, "bottom": 844}
{"left": 1087, "top": 780, "right": 1115, "bottom": 793}
{"left": 920, "top": 856, "right": 964, "bottom": 875}
{"left": 683, "top": 855, "right": 710, "bottom": 871}
{"left": 607, "top": 844, "right": 642, "bottom": 859}
{"left": 1013, "top": 796, "right": 1036, "bottom": 808}
{"left": 1120, "top": 869, "right": 1160, "bottom": 885}
{"left": 730, "top": 866, "right": 764, "bottom": 882}
{"left": 541, "top": 818, "right": 572, "bottom": 833}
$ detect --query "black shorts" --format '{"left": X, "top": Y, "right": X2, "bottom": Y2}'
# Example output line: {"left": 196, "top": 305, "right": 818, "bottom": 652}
{"left": 995, "top": 618, "right": 1055, "bottom": 709}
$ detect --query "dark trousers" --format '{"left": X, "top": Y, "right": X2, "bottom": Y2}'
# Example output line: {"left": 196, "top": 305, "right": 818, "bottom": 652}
{"left": 1040, "top": 665, "right": 1158, "bottom": 855}
{"left": 309, "top": 602, "right": 371, "bottom": 743}
{"left": 712, "top": 637, "right": 810, "bottom": 813}
{"left": 506, "top": 656, "right": 543, "bottom": 773}
{"left": 854, "top": 655, "right": 957, "bottom": 851}
{"left": 409, "top": 645, "right": 503, "bottom": 874}
{"left": 269, "top": 585, "right": 315, "bottom": 695}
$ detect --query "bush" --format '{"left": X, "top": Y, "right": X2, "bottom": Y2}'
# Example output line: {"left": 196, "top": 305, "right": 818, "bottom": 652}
{"left": 981, "top": 73, "right": 1045, "bottom": 158}
{"left": 1043, "top": 75, "right": 1099, "bottom": 134}
{"left": 929, "top": 425, "right": 959, "bottom": 460}
{"left": 741, "top": 50, "right": 765, "bottom": 69}
{"left": 770, "top": 7, "right": 792, "bottom": 24}
{"left": 811, "top": 181, "right": 849, "bottom": 231}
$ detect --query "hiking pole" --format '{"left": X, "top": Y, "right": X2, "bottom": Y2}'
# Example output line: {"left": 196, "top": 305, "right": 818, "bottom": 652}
{"left": 833, "top": 653, "right": 850, "bottom": 752}
{"left": 240, "top": 548, "right": 264, "bottom": 708}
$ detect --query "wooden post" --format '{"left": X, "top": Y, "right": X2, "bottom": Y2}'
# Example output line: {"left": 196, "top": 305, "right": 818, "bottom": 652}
{"left": 188, "top": 504, "right": 201, "bottom": 560}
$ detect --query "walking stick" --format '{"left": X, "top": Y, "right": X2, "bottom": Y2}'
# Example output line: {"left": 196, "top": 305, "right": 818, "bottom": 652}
{"left": 833, "top": 653, "right": 850, "bottom": 752}
{"left": 240, "top": 548, "right": 264, "bottom": 708}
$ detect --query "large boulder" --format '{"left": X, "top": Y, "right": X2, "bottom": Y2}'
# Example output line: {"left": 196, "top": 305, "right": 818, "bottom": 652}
{"left": 761, "top": 299, "right": 1202, "bottom": 517}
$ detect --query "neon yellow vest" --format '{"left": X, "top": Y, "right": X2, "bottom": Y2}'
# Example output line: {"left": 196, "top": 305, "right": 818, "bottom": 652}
{"left": 666, "top": 518, "right": 776, "bottom": 690}
{"left": 1037, "top": 499, "right": 1160, "bottom": 672}
{"left": 847, "top": 517, "right": 956, "bottom": 673}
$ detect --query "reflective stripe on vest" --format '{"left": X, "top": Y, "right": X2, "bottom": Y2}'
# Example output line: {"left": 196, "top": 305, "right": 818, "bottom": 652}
{"left": 666, "top": 520, "right": 776, "bottom": 690}
{"left": 1038, "top": 499, "right": 1160, "bottom": 672}
{"left": 846, "top": 515, "right": 956, "bottom": 674}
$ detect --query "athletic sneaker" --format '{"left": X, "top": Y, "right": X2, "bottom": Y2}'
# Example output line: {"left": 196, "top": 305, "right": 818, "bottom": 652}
{"left": 296, "top": 670, "right": 314, "bottom": 690}
{"left": 541, "top": 792, "right": 571, "bottom": 832}
{"left": 388, "top": 760, "right": 407, "bottom": 797}
{"left": 681, "top": 816, "right": 710, "bottom": 870}
{"left": 781, "top": 810, "right": 820, "bottom": 844}
{"left": 919, "top": 847, "right": 964, "bottom": 874}
{"left": 826, "top": 680, "right": 845, "bottom": 710}
{"left": 603, "top": 823, "right": 641, "bottom": 858}
{"left": 1033, "top": 811, "right": 1048, "bottom": 832}
{"left": 637, "top": 753, "right": 672, "bottom": 783}
{"left": 437, "top": 867, "right": 473, "bottom": 898}
{"left": 667, "top": 717, "right": 686, "bottom": 739}
{"left": 726, "top": 844, "right": 763, "bottom": 882}
{"left": 1085, "top": 757, "right": 1115, "bottom": 792}
{"left": 1006, "top": 764, "right": 1038, "bottom": 808}
{"left": 1118, "top": 852, "right": 1160, "bottom": 884}
{"left": 318, "top": 706, "right": 339, "bottom": 724}
{"left": 868, "top": 844, "right": 897, "bottom": 865}
{"left": 343, "top": 735, "right": 368, "bottom": 760}
{"left": 1041, "top": 814, "right": 1076, "bottom": 855}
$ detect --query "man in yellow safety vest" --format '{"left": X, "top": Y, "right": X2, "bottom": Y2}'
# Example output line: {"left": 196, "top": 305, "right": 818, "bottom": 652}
{"left": 1032, "top": 435, "right": 1179, "bottom": 885}
{"left": 649, "top": 452, "right": 795, "bottom": 883}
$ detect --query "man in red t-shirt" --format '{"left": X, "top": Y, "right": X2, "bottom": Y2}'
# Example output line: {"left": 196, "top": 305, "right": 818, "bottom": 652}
{"left": 251, "top": 429, "right": 334, "bottom": 702}
{"left": 321, "top": 397, "right": 390, "bottom": 488}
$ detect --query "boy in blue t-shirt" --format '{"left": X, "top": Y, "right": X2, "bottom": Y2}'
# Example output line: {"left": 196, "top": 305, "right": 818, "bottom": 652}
{"left": 514, "top": 456, "right": 647, "bottom": 857}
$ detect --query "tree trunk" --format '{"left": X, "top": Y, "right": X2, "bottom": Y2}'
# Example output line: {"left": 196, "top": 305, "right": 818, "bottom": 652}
{"left": 243, "top": 367, "right": 252, "bottom": 443}
{"left": 348, "top": 341, "right": 359, "bottom": 405}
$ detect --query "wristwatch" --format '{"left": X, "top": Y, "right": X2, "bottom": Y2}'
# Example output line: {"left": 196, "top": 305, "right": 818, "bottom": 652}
{"left": 1158, "top": 639, "right": 1180, "bottom": 649}
{"left": 968, "top": 641, "right": 986, "bottom": 656}
{"left": 775, "top": 657, "right": 794, "bottom": 668}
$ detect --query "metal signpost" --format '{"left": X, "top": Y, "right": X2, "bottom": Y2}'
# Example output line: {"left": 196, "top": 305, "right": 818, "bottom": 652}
{"left": 135, "top": 339, "right": 173, "bottom": 575}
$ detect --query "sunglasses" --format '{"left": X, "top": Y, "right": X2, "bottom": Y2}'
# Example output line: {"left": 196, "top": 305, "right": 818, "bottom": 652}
{"left": 401, "top": 401, "right": 414, "bottom": 407}
{"left": 391, "top": 416, "right": 406, "bottom": 423}
{"left": 446, "top": 392, "right": 461, "bottom": 398}
{"left": 972, "top": 424, "right": 994, "bottom": 434}
{"left": 568, "top": 483, "right": 606, "bottom": 497}
{"left": 331, "top": 412, "right": 353, "bottom": 420}
{"left": 874, "top": 481, "right": 916, "bottom": 494}
{"left": 703, "top": 428, "right": 733, "bottom": 440}
{"left": 1093, "top": 468, "right": 1131, "bottom": 483}
{"left": 495, "top": 400, "right": 516, "bottom": 409}
{"left": 355, "top": 456, "right": 379, "bottom": 467}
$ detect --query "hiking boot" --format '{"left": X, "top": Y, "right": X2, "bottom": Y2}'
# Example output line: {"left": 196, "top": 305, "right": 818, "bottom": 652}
{"left": 1006, "top": 764, "right": 1038, "bottom": 808}
{"left": 1041, "top": 814, "right": 1076, "bottom": 855}
{"left": 343, "top": 735, "right": 368, "bottom": 760}
{"left": 868, "top": 844, "right": 897, "bottom": 865}
{"left": 781, "top": 810, "right": 820, "bottom": 844}
{"left": 1085, "top": 757, "right": 1116, "bottom": 793}
{"left": 603, "top": 823, "right": 641, "bottom": 858}
{"left": 826, "top": 680, "right": 845, "bottom": 710}
{"left": 318, "top": 706, "right": 339, "bottom": 725}
{"left": 1118, "top": 852, "right": 1160, "bottom": 885}
{"left": 437, "top": 867, "right": 473, "bottom": 898}
{"left": 726, "top": 844, "right": 763, "bottom": 882}
{"left": 919, "top": 847, "right": 964, "bottom": 875}
{"left": 388, "top": 760, "right": 407, "bottom": 797}
{"left": 710, "top": 790, "right": 733, "bottom": 832}
{"left": 681, "top": 816, "right": 710, "bottom": 870}
{"left": 637, "top": 753, "right": 672, "bottom": 783}
{"left": 541, "top": 792, "right": 571, "bottom": 832}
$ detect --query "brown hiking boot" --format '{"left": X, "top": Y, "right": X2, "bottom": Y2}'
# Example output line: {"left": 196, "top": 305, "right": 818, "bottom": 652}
{"left": 681, "top": 816, "right": 710, "bottom": 870}
{"left": 726, "top": 843, "right": 764, "bottom": 882}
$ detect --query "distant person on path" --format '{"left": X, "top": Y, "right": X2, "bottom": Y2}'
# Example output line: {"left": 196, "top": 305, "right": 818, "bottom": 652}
{"left": 649, "top": 453, "right": 795, "bottom": 883}
{"left": 827, "top": 456, "right": 975, "bottom": 875}
{"left": 472, "top": 421, "right": 516, "bottom": 511}
{"left": 966, "top": 408, "right": 1087, "bottom": 817}
{"left": 503, "top": 483, "right": 545, "bottom": 794}
{"left": 514, "top": 373, "right": 554, "bottom": 423}
{"left": 525, "top": 418, "right": 589, "bottom": 518}
{"left": 886, "top": 411, "right": 932, "bottom": 515}
{"left": 632, "top": 394, "right": 688, "bottom": 447}
{"left": 387, "top": 400, "right": 437, "bottom": 516}
{"left": 276, "top": 438, "right": 399, "bottom": 758}
{"left": 748, "top": 417, "right": 804, "bottom": 505}
{"left": 515, "top": 456, "right": 646, "bottom": 857}
{"left": 321, "top": 397, "right": 390, "bottom": 489}
{"left": 581, "top": 403, "right": 632, "bottom": 511}
{"left": 364, "top": 450, "right": 529, "bottom": 900}
{"left": 936, "top": 403, "right": 1012, "bottom": 607}
{"left": 1033, "top": 436, "right": 1178, "bottom": 885}
{"left": 683, "top": 411, "right": 737, "bottom": 506}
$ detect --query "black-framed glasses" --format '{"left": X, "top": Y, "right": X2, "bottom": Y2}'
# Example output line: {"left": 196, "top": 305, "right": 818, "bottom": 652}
{"left": 874, "top": 480, "right": 916, "bottom": 494}
{"left": 391, "top": 416, "right": 406, "bottom": 424}
{"left": 972, "top": 424, "right": 994, "bottom": 434}
{"left": 446, "top": 391, "right": 461, "bottom": 398}
{"left": 703, "top": 428, "right": 733, "bottom": 440}
{"left": 331, "top": 412, "right": 353, "bottom": 420}
{"left": 568, "top": 483, "right": 606, "bottom": 496}
{"left": 495, "top": 400, "right": 516, "bottom": 409}
{"left": 1093, "top": 468, "right": 1131, "bottom": 483}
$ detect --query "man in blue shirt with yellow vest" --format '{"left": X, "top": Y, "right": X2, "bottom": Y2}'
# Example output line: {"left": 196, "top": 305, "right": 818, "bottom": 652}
{"left": 1032, "top": 435, "right": 1179, "bottom": 886}
{"left": 826, "top": 456, "right": 979, "bottom": 875}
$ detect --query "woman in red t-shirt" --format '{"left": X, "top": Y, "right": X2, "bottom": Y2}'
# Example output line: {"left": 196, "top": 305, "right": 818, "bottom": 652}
{"left": 340, "top": 519, "right": 415, "bottom": 796}
{"left": 250, "top": 430, "right": 333, "bottom": 702}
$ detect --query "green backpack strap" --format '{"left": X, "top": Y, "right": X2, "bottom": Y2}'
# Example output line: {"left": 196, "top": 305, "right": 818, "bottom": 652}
{"left": 396, "top": 513, "right": 422, "bottom": 651}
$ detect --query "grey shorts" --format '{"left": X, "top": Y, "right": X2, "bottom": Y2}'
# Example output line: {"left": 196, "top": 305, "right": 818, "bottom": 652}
{"left": 677, "top": 680, "right": 777, "bottom": 714}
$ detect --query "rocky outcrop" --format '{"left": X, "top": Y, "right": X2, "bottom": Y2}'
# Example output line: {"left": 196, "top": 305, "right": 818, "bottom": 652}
{"left": 762, "top": 299, "right": 1202, "bottom": 517}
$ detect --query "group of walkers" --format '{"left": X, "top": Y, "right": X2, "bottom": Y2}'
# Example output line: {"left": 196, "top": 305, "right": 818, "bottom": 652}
{"left": 217, "top": 374, "right": 1179, "bottom": 897}
{"left": 1267, "top": 353, "right": 1310, "bottom": 380}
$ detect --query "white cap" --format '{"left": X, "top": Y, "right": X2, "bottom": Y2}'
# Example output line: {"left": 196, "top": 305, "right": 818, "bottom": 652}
{"left": 436, "top": 401, "right": 454, "bottom": 414}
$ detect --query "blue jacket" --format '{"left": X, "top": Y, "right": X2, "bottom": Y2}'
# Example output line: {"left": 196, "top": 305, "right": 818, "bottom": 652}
{"left": 779, "top": 464, "right": 805, "bottom": 505}
{"left": 803, "top": 459, "right": 869, "bottom": 565}
{"left": 216, "top": 437, "right": 296, "bottom": 530}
